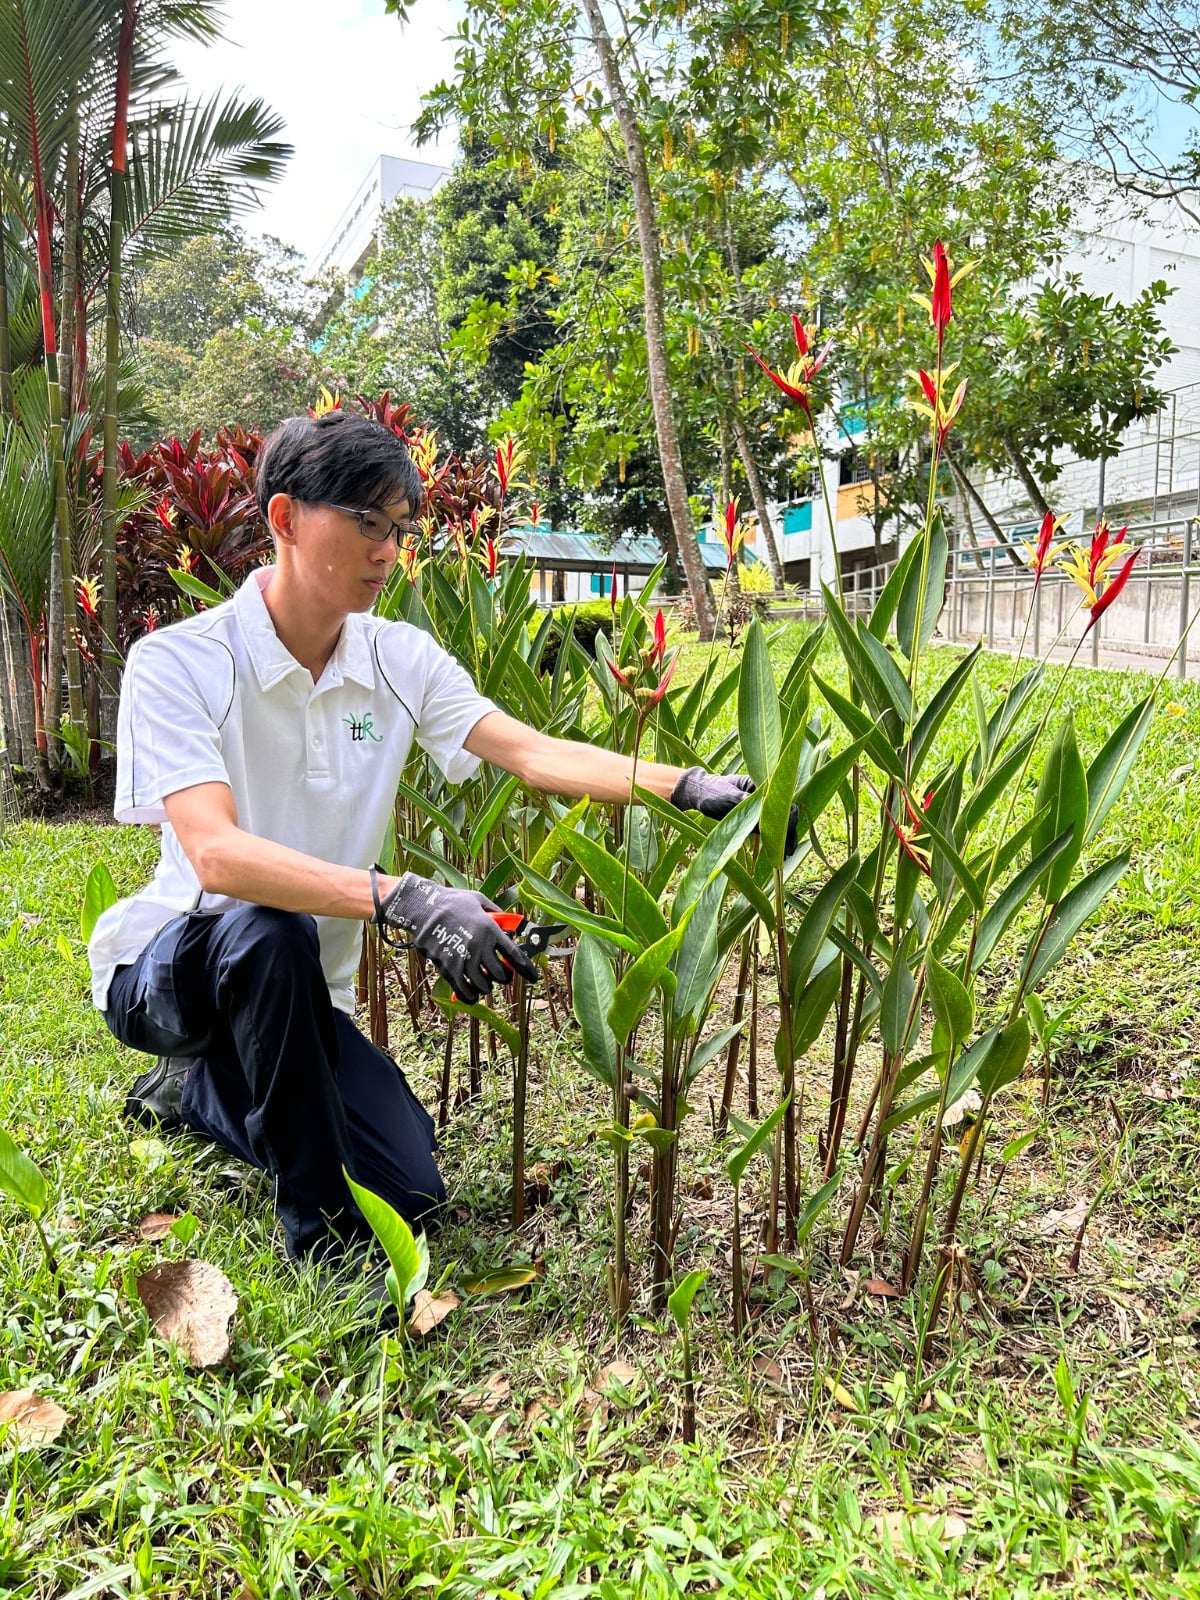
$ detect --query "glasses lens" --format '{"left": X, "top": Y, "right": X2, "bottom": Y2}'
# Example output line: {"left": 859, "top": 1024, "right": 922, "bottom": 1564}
{"left": 358, "top": 511, "right": 393, "bottom": 542}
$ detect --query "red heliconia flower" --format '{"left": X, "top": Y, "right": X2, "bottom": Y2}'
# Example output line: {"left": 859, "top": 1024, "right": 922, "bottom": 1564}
{"left": 917, "top": 369, "right": 938, "bottom": 408}
{"left": 155, "top": 495, "right": 175, "bottom": 531}
{"left": 528, "top": 500, "right": 541, "bottom": 529}
{"left": 495, "top": 437, "right": 517, "bottom": 498}
{"left": 889, "top": 786, "right": 934, "bottom": 873}
{"left": 469, "top": 506, "right": 485, "bottom": 544}
{"left": 606, "top": 657, "right": 634, "bottom": 690}
{"left": 930, "top": 240, "right": 952, "bottom": 346}
{"left": 485, "top": 536, "right": 499, "bottom": 579}
{"left": 609, "top": 559, "right": 619, "bottom": 613}
{"left": 1088, "top": 518, "right": 1128, "bottom": 589}
{"left": 720, "top": 498, "right": 746, "bottom": 568}
{"left": 175, "top": 543, "right": 198, "bottom": 575}
{"left": 76, "top": 576, "right": 99, "bottom": 619}
{"left": 745, "top": 317, "right": 833, "bottom": 427}
{"left": 1088, "top": 549, "right": 1139, "bottom": 630}
{"left": 143, "top": 607, "right": 159, "bottom": 632}
{"left": 647, "top": 655, "right": 677, "bottom": 706}
{"left": 1024, "top": 510, "right": 1064, "bottom": 585}
{"left": 651, "top": 607, "right": 667, "bottom": 665}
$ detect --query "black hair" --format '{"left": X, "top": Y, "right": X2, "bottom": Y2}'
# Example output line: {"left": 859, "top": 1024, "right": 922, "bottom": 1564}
{"left": 255, "top": 410, "right": 423, "bottom": 517}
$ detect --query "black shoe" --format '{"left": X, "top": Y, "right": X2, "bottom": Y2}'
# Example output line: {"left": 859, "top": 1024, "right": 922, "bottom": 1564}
{"left": 123, "top": 1056, "right": 196, "bottom": 1133}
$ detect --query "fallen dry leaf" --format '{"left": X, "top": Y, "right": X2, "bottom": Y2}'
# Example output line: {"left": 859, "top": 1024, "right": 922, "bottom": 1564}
{"left": 0, "top": 1390, "right": 68, "bottom": 1447}
{"left": 691, "top": 1174, "right": 714, "bottom": 1200}
{"left": 408, "top": 1289, "right": 460, "bottom": 1336}
{"left": 595, "top": 1359, "right": 639, "bottom": 1393}
{"left": 137, "top": 1212, "right": 180, "bottom": 1241}
{"left": 458, "top": 1373, "right": 512, "bottom": 1416}
{"left": 1036, "top": 1198, "right": 1091, "bottom": 1236}
{"left": 823, "top": 1374, "right": 859, "bottom": 1412}
{"left": 752, "top": 1353, "right": 785, "bottom": 1386}
{"left": 872, "top": 1509, "right": 968, "bottom": 1553}
{"left": 523, "top": 1394, "right": 553, "bottom": 1427}
{"left": 136, "top": 1259, "right": 237, "bottom": 1367}
{"left": 864, "top": 1278, "right": 901, "bottom": 1299}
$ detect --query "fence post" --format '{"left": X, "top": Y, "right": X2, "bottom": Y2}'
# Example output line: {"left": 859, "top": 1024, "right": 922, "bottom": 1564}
{"left": 986, "top": 546, "right": 996, "bottom": 648}
{"left": 1179, "top": 519, "right": 1193, "bottom": 682}
{"left": 1032, "top": 569, "right": 1041, "bottom": 658}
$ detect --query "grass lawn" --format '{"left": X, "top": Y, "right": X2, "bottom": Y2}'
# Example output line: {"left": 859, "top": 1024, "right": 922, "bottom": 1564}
{"left": 2, "top": 630, "right": 1199, "bottom": 1599}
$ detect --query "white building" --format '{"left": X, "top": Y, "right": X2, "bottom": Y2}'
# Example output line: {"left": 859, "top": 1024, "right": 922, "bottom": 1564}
{"left": 307, "top": 155, "right": 451, "bottom": 284}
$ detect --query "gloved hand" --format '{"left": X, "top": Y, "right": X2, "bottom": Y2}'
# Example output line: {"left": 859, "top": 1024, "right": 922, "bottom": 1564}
{"left": 669, "top": 766, "right": 799, "bottom": 857}
{"left": 371, "top": 871, "right": 539, "bottom": 1005}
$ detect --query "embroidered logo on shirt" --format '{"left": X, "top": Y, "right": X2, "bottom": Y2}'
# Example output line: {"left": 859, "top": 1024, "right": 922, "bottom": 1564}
{"left": 343, "top": 713, "right": 383, "bottom": 743}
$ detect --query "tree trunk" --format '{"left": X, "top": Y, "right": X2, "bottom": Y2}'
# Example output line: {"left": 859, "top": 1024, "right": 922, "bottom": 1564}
{"left": 731, "top": 409, "right": 785, "bottom": 591}
{"left": 717, "top": 408, "right": 733, "bottom": 512}
{"left": 1000, "top": 433, "right": 1052, "bottom": 519}
{"left": 576, "top": 0, "right": 716, "bottom": 639}
{"left": 101, "top": 0, "right": 136, "bottom": 746}
{"left": 0, "top": 191, "right": 13, "bottom": 420}
{"left": 0, "top": 598, "right": 24, "bottom": 768}
{"left": 947, "top": 457, "right": 1024, "bottom": 568}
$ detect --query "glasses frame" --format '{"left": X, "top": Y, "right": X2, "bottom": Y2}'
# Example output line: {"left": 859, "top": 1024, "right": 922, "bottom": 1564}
{"left": 323, "top": 502, "right": 422, "bottom": 545}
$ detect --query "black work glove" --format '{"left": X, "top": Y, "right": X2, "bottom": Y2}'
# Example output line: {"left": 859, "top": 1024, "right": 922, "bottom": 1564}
{"left": 669, "top": 766, "right": 799, "bottom": 857}
{"left": 371, "top": 871, "right": 539, "bottom": 1005}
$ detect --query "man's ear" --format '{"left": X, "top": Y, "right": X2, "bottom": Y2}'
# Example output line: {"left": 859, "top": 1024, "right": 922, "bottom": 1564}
{"left": 267, "top": 492, "right": 298, "bottom": 547}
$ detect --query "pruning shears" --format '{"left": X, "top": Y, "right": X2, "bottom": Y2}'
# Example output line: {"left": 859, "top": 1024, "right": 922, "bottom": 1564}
{"left": 489, "top": 909, "right": 573, "bottom": 960}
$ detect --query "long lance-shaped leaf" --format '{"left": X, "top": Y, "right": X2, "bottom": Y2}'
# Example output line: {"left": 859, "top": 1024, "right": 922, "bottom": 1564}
{"left": 960, "top": 728, "right": 1038, "bottom": 837}
{"left": 673, "top": 790, "right": 762, "bottom": 921}
{"left": 737, "top": 616, "right": 780, "bottom": 786}
{"left": 896, "top": 511, "right": 948, "bottom": 661}
{"left": 343, "top": 1169, "right": 427, "bottom": 1310}
{"left": 559, "top": 826, "right": 666, "bottom": 950}
{"left": 881, "top": 1028, "right": 1000, "bottom": 1137}
{"left": 972, "top": 663, "right": 1045, "bottom": 777}
{"left": 977, "top": 1017, "right": 1032, "bottom": 1099}
{"left": 607, "top": 915, "right": 693, "bottom": 1046}
{"left": 1084, "top": 694, "right": 1155, "bottom": 846}
{"left": 572, "top": 933, "right": 617, "bottom": 1089}
{"left": 812, "top": 671, "right": 906, "bottom": 780}
{"left": 1022, "top": 854, "right": 1130, "bottom": 989}
{"left": 760, "top": 721, "right": 805, "bottom": 872}
{"left": 909, "top": 645, "right": 982, "bottom": 776}
{"left": 0, "top": 1126, "right": 46, "bottom": 1217}
{"left": 726, "top": 1096, "right": 789, "bottom": 1185}
{"left": 468, "top": 772, "right": 523, "bottom": 859}
{"left": 793, "top": 733, "right": 871, "bottom": 834}
{"left": 684, "top": 1020, "right": 743, "bottom": 1090}
{"left": 792, "top": 945, "right": 843, "bottom": 1056}
{"left": 519, "top": 863, "right": 640, "bottom": 957}
{"left": 971, "top": 831, "right": 1074, "bottom": 974}
{"left": 868, "top": 528, "right": 925, "bottom": 641}
{"left": 787, "top": 853, "right": 860, "bottom": 1006}
{"left": 1031, "top": 715, "right": 1087, "bottom": 903}
{"left": 673, "top": 876, "right": 725, "bottom": 1026}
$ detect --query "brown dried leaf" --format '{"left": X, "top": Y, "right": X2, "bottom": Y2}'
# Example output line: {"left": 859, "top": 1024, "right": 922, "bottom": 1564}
{"left": 872, "top": 1509, "right": 968, "bottom": 1552}
{"left": 408, "top": 1289, "right": 460, "bottom": 1336}
{"left": 523, "top": 1395, "right": 553, "bottom": 1427}
{"left": 823, "top": 1374, "right": 859, "bottom": 1412}
{"left": 864, "top": 1278, "right": 901, "bottom": 1299}
{"left": 1036, "top": 1198, "right": 1091, "bottom": 1236}
{"left": 0, "top": 1390, "right": 68, "bottom": 1447}
{"left": 691, "top": 1174, "right": 714, "bottom": 1200}
{"left": 752, "top": 1353, "right": 784, "bottom": 1387}
{"left": 136, "top": 1259, "right": 237, "bottom": 1367}
{"left": 137, "top": 1212, "right": 180, "bottom": 1241}
{"left": 458, "top": 1373, "right": 512, "bottom": 1416}
{"left": 595, "top": 1359, "right": 639, "bottom": 1393}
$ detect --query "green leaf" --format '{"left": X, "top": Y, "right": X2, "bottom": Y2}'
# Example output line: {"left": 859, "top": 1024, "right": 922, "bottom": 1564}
{"left": 672, "top": 790, "right": 762, "bottom": 920}
{"left": 759, "top": 1173, "right": 842, "bottom": 1257}
{"left": 927, "top": 958, "right": 974, "bottom": 1050}
{"left": 909, "top": 645, "right": 981, "bottom": 775}
{"left": 607, "top": 918, "right": 691, "bottom": 1046}
{"left": 431, "top": 987, "right": 522, "bottom": 1057}
{"left": 960, "top": 729, "right": 1037, "bottom": 837}
{"left": 559, "top": 827, "right": 666, "bottom": 950}
{"left": 684, "top": 1021, "right": 743, "bottom": 1090}
{"left": 1022, "top": 855, "right": 1130, "bottom": 989}
{"left": 791, "top": 949, "right": 843, "bottom": 1056}
{"left": 343, "top": 1168, "right": 427, "bottom": 1310}
{"left": 0, "top": 1127, "right": 46, "bottom": 1218}
{"left": 673, "top": 878, "right": 724, "bottom": 1025}
{"left": 792, "top": 735, "right": 870, "bottom": 834}
{"left": 1001, "top": 1129, "right": 1038, "bottom": 1163}
{"left": 737, "top": 617, "right": 781, "bottom": 786}
{"left": 667, "top": 1268, "right": 708, "bottom": 1333}
{"left": 896, "top": 511, "right": 948, "bottom": 660}
{"left": 726, "top": 1097, "right": 789, "bottom": 1185}
{"left": 170, "top": 567, "right": 227, "bottom": 607}
{"left": 518, "top": 864, "right": 639, "bottom": 956}
{"left": 880, "top": 944, "right": 916, "bottom": 1056}
{"left": 881, "top": 1029, "right": 999, "bottom": 1136}
{"left": 460, "top": 1264, "right": 540, "bottom": 1295}
{"left": 812, "top": 673, "right": 906, "bottom": 781}
{"left": 468, "top": 772, "right": 523, "bottom": 859}
{"left": 978, "top": 1017, "right": 1032, "bottom": 1099}
{"left": 1031, "top": 715, "right": 1087, "bottom": 901}
{"left": 760, "top": 722, "right": 805, "bottom": 871}
{"left": 787, "top": 855, "right": 859, "bottom": 1003}
{"left": 971, "top": 832, "right": 1075, "bottom": 974}
{"left": 1084, "top": 695, "right": 1155, "bottom": 846}
{"left": 868, "top": 531, "right": 924, "bottom": 641}
{"left": 572, "top": 935, "right": 617, "bottom": 1089}
{"left": 80, "top": 862, "right": 117, "bottom": 944}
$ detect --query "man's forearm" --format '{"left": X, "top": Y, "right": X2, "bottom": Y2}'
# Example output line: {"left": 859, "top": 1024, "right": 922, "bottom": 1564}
{"left": 517, "top": 733, "right": 684, "bottom": 803}
{"left": 171, "top": 806, "right": 395, "bottom": 921}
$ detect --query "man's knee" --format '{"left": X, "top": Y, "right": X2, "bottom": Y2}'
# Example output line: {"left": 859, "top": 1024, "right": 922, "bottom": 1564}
{"left": 217, "top": 904, "right": 321, "bottom": 974}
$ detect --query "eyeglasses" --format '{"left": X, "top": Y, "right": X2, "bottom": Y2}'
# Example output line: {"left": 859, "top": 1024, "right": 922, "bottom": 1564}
{"left": 324, "top": 503, "right": 422, "bottom": 544}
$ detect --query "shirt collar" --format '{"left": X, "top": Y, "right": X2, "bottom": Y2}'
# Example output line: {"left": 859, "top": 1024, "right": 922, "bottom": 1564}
{"left": 234, "top": 566, "right": 376, "bottom": 692}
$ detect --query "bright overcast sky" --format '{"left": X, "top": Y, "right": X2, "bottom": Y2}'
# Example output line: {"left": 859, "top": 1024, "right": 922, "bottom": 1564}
{"left": 171, "top": 0, "right": 463, "bottom": 264}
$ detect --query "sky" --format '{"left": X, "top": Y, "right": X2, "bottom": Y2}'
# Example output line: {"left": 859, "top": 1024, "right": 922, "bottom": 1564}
{"left": 170, "top": 0, "right": 463, "bottom": 265}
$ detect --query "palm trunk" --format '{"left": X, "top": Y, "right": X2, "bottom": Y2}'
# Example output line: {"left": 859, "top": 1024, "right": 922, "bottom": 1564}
{"left": 0, "top": 598, "right": 24, "bottom": 768}
{"left": 0, "top": 191, "right": 13, "bottom": 419}
{"left": 576, "top": 0, "right": 716, "bottom": 638}
{"left": 732, "top": 410, "right": 785, "bottom": 590}
{"left": 947, "top": 457, "right": 1024, "bottom": 569}
{"left": 101, "top": 0, "right": 136, "bottom": 744}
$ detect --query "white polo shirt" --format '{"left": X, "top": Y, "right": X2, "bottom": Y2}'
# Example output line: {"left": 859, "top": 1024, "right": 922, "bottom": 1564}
{"left": 88, "top": 566, "right": 497, "bottom": 1016}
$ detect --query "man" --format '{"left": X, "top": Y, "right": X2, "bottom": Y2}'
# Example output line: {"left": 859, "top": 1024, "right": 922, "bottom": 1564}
{"left": 89, "top": 409, "right": 780, "bottom": 1288}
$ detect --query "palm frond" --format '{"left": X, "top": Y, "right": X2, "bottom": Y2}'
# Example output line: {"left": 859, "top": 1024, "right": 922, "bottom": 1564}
{"left": 0, "top": 417, "right": 54, "bottom": 626}
{"left": 123, "top": 91, "right": 291, "bottom": 261}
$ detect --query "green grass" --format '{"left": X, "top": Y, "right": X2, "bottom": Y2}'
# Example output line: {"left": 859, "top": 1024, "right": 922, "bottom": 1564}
{"left": 2, "top": 637, "right": 1200, "bottom": 1598}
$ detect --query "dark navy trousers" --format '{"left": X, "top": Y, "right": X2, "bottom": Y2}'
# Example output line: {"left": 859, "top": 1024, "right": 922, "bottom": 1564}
{"left": 103, "top": 904, "right": 445, "bottom": 1258}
